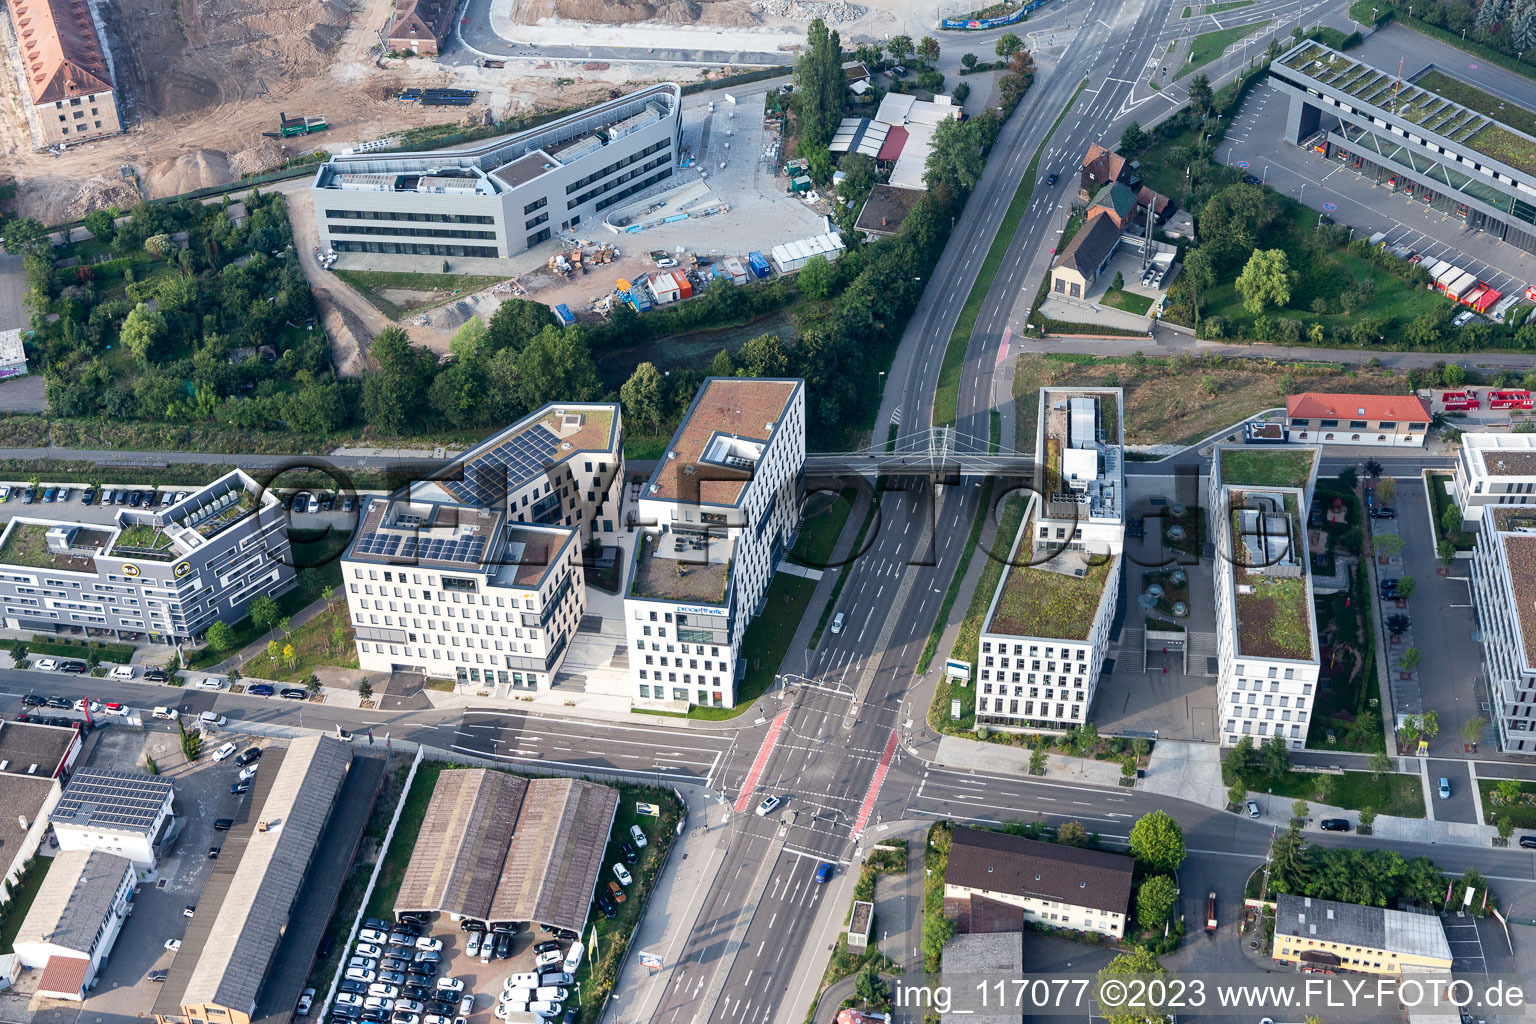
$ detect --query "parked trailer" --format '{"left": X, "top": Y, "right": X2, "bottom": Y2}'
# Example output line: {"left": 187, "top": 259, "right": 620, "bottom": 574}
{"left": 1206, "top": 892, "right": 1218, "bottom": 932}
{"left": 1467, "top": 285, "right": 1502, "bottom": 314}
{"left": 1488, "top": 390, "right": 1533, "bottom": 410}
{"left": 1446, "top": 271, "right": 1479, "bottom": 301}
{"left": 1440, "top": 390, "right": 1480, "bottom": 410}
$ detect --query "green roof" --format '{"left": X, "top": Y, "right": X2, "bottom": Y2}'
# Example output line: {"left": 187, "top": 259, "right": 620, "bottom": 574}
{"left": 987, "top": 543, "right": 1115, "bottom": 640}
{"left": 1234, "top": 574, "right": 1313, "bottom": 659}
{"left": 1218, "top": 448, "right": 1315, "bottom": 490}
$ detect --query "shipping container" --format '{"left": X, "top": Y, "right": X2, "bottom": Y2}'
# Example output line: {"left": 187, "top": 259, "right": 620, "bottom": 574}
{"left": 747, "top": 251, "right": 771, "bottom": 279}
{"left": 554, "top": 304, "right": 576, "bottom": 327}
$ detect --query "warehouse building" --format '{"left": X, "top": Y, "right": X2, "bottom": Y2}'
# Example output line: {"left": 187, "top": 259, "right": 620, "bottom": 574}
{"left": 12, "top": 849, "right": 136, "bottom": 1000}
{"left": 50, "top": 767, "right": 174, "bottom": 870}
{"left": 395, "top": 768, "right": 618, "bottom": 934}
{"left": 624, "top": 377, "right": 805, "bottom": 710}
{"left": 311, "top": 85, "right": 681, "bottom": 263}
{"left": 0, "top": 469, "right": 295, "bottom": 644}
{"left": 2, "top": 0, "right": 122, "bottom": 147}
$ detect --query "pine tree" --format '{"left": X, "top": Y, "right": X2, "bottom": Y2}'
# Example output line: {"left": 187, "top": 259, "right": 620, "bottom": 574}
{"left": 1512, "top": 0, "right": 1536, "bottom": 50}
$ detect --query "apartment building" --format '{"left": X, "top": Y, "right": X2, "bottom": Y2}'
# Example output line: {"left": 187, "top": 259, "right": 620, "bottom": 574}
{"left": 975, "top": 388, "right": 1124, "bottom": 731}
{"left": 3, "top": 0, "right": 122, "bottom": 147}
{"left": 342, "top": 404, "right": 620, "bottom": 693}
{"left": 624, "top": 377, "right": 805, "bottom": 710}
{"left": 1453, "top": 432, "right": 1536, "bottom": 526}
{"left": 0, "top": 471, "right": 293, "bottom": 645}
{"left": 384, "top": 0, "right": 454, "bottom": 54}
{"left": 311, "top": 85, "right": 681, "bottom": 263}
{"left": 1468, "top": 506, "right": 1536, "bottom": 752}
{"left": 942, "top": 826, "right": 1132, "bottom": 940}
{"left": 1273, "top": 894, "right": 1452, "bottom": 975}
{"left": 1208, "top": 445, "right": 1322, "bottom": 748}
{"left": 1284, "top": 392, "right": 1433, "bottom": 447}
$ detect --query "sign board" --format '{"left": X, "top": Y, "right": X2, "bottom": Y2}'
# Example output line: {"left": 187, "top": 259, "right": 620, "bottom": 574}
{"left": 1416, "top": 739, "right": 1429, "bottom": 757}
{"left": 944, "top": 658, "right": 972, "bottom": 681}
{"left": 635, "top": 802, "right": 661, "bottom": 817}
{"left": 1323, "top": 202, "right": 1338, "bottom": 211}
{"left": 639, "top": 951, "right": 663, "bottom": 969}
{"left": 950, "top": 699, "right": 963, "bottom": 721}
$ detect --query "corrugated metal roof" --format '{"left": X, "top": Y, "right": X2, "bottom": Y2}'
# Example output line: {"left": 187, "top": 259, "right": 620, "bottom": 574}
{"left": 179, "top": 736, "right": 352, "bottom": 1016}
{"left": 397, "top": 769, "right": 526, "bottom": 919}
{"left": 15, "top": 849, "right": 132, "bottom": 954}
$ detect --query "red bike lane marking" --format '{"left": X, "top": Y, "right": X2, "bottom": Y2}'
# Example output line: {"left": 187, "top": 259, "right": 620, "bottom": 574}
{"left": 732, "top": 709, "right": 790, "bottom": 813}
{"left": 851, "top": 727, "right": 899, "bottom": 839}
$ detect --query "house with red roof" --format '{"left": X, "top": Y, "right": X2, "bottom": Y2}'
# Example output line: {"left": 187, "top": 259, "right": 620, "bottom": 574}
{"left": 1284, "top": 393, "right": 1434, "bottom": 447}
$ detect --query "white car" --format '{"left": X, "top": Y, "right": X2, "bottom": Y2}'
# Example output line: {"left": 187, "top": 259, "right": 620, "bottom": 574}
{"left": 336, "top": 994, "right": 365, "bottom": 1009}
{"left": 364, "top": 996, "right": 395, "bottom": 1012}
{"left": 104, "top": 702, "right": 130, "bottom": 716}
{"left": 424, "top": 1017, "right": 453, "bottom": 1024}
{"left": 355, "top": 943, "right": 383, "bottom": 959}
{"left": 562, "top": 941, "right": 584, "bottom": 975}
{"left": 152, "top": 706, "right": 179, "bottom": 721}
{"left": 360, "top": 929, "right": 390, "bottom": 945}
{"left": 528, "top": 1002, "right": 561, "bottom": 1018}
{"left": 165, "top": 938, "right": 181, "bottom": 951}
{"left": 395, "top": 1000, "right": 426, "bottom": 1014}
{"left": 494, "top": 1006, "right": 523, "bottom": 1021}
{"left": 502, "top": 988, "right": 534, "bottom": 1005}
{"left": 393, "top": 1015, "right": 421, "bottom": 1024}
{"left": 109, "top": 665, "right": 136, "bottom": 680}
{"left": 238, "top": 764, "right": 259, "bottom": 781}
{"left": 434, "top": 978, "right": 463, "bottom": 994}
{"left": 212, "top": 742, "right": 237, "bottom": 762}
{"left": 535, "top": 950, "right": 564, "bottom": 969}
{"left": 367, "top": 983, "right": 400, "bottom": 999}
{"left": 612, "top": 863, "right": 632, "bottom": 886}
{"left": 415, "top": 936, "right": 443, "bottom": 953}
{"left": 465, "top": 932, "right": 481, "bottom": 958}
{"left": 297, "top": 989, "right": 316, "bottom": 1016}
{"left": 198, "top": 678, "right": 224, "bottom": 690}
{"left": 629, "top": 825, "right": 647, "bottom": 848}
{"left": 457, "top": 996, "right": 474, "bottom": 1016}
{"left": 72, "top": 699, "right": 102, "bottom": 713}
{"left": 345, "top": 968, "right": 376, "bottom": 984}
{"left": 35, "top": 658, "right": 58, "bottom": 671}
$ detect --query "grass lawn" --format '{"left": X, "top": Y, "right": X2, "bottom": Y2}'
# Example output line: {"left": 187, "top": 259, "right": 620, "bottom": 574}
{"left": 933, "top": 78, "right": 1088, "bottom": 427}
{"left": 989, "top": 546, "right": 1113, "bottom": 640}
{"left": 1101, "top": 288, "right": 1154, "bottom": 316}
{"left": 1415, "top": 70, "right": 1536, "bottom": 139}
{"left": 1184, "top": 0, "right": 1254, "bottom": 13}
{"left": 333, "top": 269, "right": 508, "bottom": 320}
{"left": 262, "top": 603, "right": 358, "bottom": 683}
{"left": 187, "top": 528, "right": 348, "bottom": 669}
{"left": 1427, "top": 470, "right": 1474, "bottom": 550}
{"left": 0, "top": 856, "right": 53, "bottom": 953}
{"left": 1240, "top": 768, "right": 1425, "bottom": 818}
{"left": 1478, "top": 778, "right": 1536, "bottom": 829}
{"left": 685, "top": 574, "right": 817, "bottom": 720}
{"left": 790, "top": 487, "right": 856, "bottom": 568}
{"left": 1178, "top": 20, "right": 1270, "bottom": 78}
{"left": 1219, "top": 447, "right": 1315, "bottom": 488}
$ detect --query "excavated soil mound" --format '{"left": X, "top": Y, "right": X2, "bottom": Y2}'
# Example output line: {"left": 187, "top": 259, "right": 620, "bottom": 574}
{"left": 515, "top": 0, "right": 758, "bottom": 25}
{"left": 144, "top": 150, "right": 234, "bottom": 196}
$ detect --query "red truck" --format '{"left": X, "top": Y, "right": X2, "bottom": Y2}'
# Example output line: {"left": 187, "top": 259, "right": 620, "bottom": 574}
{"left": 1489, "top": 390, "right": 1534, "bottom": 410}
{"left": 1441, "top": 390, "right": 1481, "bottom": 411}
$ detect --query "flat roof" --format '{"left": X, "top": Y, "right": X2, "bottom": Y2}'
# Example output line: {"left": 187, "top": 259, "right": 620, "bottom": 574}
{"left": 0, "top": 521, "right": 103, "bottom": 573}
{"left": 1276, "top": 894, "right": 1452, "bottom": 962}
{"left": 50, "top": 767, "right": 172, "bottom": 836}
{"left": 1500, "top": 533, "right": 1536, "bottom": 670}
{"left": 1217, "top": 446, "right": 1317, "bottom": 491}
{"left": 1464, "top": 432, "right": 1536, "bottom": 476}
{"left": 417, "top": 403, "right": 618, "bottom": 508}
{"left": 1229, "top": 489, "right": 1315, "bottom": 661}
{"left": 646, "top": 378, "right": 800, "bottom": 506}
{"left": 395, "top": 769, "right": 618, "bottom": 934}
{"left": 347, "top": 499, "right": 575, "bottom": 589}
{"left": 15, "top": 849, "right": 132, "bottom": 954}
{"left": 628, "top": 528, "right": 732, "bottom": 605}
{"left": 491, "top": 151, "right": 558, "bottom": 190}
{"left": 1039, "top": 388, "right": 1123, "bottom": 523}
{"left": 987, "top": 538, "right": 1117, "bottom": 641}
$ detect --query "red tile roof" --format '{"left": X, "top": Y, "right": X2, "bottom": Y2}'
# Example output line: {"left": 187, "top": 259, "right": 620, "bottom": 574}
{"left": 1080, "top": 142, "right": 1127, "bottom": 185}
{"left": 38, "top": 955, "right": 90, "bottom": 999}
{"left": 1285, "top": 393, "right": 1433, "bottom": 422}
{"left": 876, "top": 125, "right": 908, "bottom": 162}
{"left": 8, "top": 0, "right": 113, "bottom": 104}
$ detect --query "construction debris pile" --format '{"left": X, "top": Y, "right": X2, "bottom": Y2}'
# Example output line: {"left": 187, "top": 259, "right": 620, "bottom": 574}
{"left": 750, "top": 0, "right": 867, "bottom": 22}
{"left": 546, "top": 240, "right": 621, "bottom": 277}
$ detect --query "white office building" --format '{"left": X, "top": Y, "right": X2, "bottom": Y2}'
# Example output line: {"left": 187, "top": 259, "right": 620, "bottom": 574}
{"left": 1453, "top": 432, "right": 1536, "bottom": 527}
{"left": 1469, "top": 507, "right": 1536, "bottom": 752}
{"left": 49, "top": 767, "right": 174, "bottom": 870}
{"left": 1209, "top": 445, "right": 1322, "bottom": 748}
{"left": 976, "top": 389, "right": 1124, "bottom": 731}
{"left": 312, "top": 85, "right": 681, "bottom": 262}
{"left": 342, "top": 404, "right": 620, "bottom": 693}
{"left": 624, "top": 377, "right": 805, "bottom": 710}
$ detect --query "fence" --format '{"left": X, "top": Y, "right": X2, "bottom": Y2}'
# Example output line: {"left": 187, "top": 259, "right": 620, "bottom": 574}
{"left": 940, "top": 0, "right": 1042, "bottom": 30}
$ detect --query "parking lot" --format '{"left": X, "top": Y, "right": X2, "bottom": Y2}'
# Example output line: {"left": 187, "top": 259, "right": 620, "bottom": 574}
{"left": 0, "top": 482, "right": 361, "bottom": 535}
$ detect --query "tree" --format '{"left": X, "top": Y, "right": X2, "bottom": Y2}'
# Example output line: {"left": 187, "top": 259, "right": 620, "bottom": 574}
{"left": 516, "top": 325, "right": 601, "bottom": 411}
{"left": 1029, "top": 748, "right": 1048, "bottom": 775}
{"left": 620, "top": 361, "right": 665, "bottom": 436}
{"left": 9, "top": 640, "right": 27, "bottom": 669}
{"left": 250, "top": 595, "right": 281, "bottom": 637}
{"left": 120, "top": 302, "right": 166, "bottom": 365}
{"left": 1368, "top": 750, "right": 1392, "bottom": 779}
{"left": 1269, "top": 823, "right": 1307, "bottom": 893}
{"left": 1111, "top": 270, "right": 1125, "bottom": 292}
{"left": 738, "top": 333, "right": 790, "bottom": 377}
{"left": 1229, "top": 779, "right": 1248, "bottom": 807}
{"left": 1188, "top": 73, "right": 1214, "bottom": 117}
{"left": 794, "top": 18, "right": 845, "bottom": 148}
{"left": 1129, "top": 810, "right": 1185, "bottom": 873}
{"left": 144, "top": 233, "right": 174, "bottom": 259}
{"left": 917, "top": 35, "right": 941, "bottom": 68}
{"left": 1292, "top": 798, "right": 1310, "bottom": 821}
{"left": 1222, "top": 734, "right": 1253, "bottom": 784}
{"left": 994, "top": 32, "right": 1022, "bottom": 57}
{"left": 1443, "top": 362, "right": 1467, "bottom": 388}
{"left": 1463, "top": 715, "right": 1487, "bottom": 747}
{"left": 1394, "top": 575, "right": 1415, "bottom": 599}
{"left": 1373, "top": 533, "right": 1404, "bottom": 559}
{"left": 1, "top": 217, "right": 47, "bottom": 253}
{"left": 1338, "top": 465, "right": 1358, "bottom": 490}
{"left": 1364, "top": 457, "right": 1384, "bottom": 480}
{"left": 1438, "top": 538, "right": 1458, "bottom": 564}
{"left": 924, "top": 112, "right": 998, "bottom": 194}
{"left": 305, "top": 673, "right": 322, "bottom": 696}
{"left": 1057, "top": 820, "right": 1089, "bottom": 847}
{"left": 1261, "top": 734, "right": 1291, "bottom": 780}
{"left": 484, "top": 298, "right": 556, "bottom": 353}
{"left": 331, "top": 626, "right": 347, "bottom": 655}
{"left": 362, "top": 326, "right": 436, "bottom": 434}
{"left": 853, "top": 965, "right": 888, "bottom": 1007}
{"left": 1136, "top": 874, "right": 1178, "bottom": 932}
{"left": 1118, "top": 121, "right": 1147, "bottom": 153}
{"left": 1442, "top": 500, "right": 1464, "bottom": 538}
{"left": 283, "top": 643, "right": 296, "bottom": 669}
{"left": 888, "top": 34, "right": 915, "bottom": 63}
{"left": 266, "top": 638, "right": 281, "bottom": 668}
{"left": 450, "top": 316, "right": 489, "bottom": 360}
{"left": 279, "top": 616, "right": 292, "bottom": 639}
{"left": 1401, "top": 647, "right": 1421, "bottom": 672}
{"left": 797, "top": 254, "right": 838, "bottom": 300}
{"left": 358, "top": 678, "right": 374, "bottom": 701}
{"left": 1499, "top": 817, "right": 1515, "bottom": 841}
{"left": 1495, "top": 778, "right": 1521, "bottom": 807}
{"left": 961, "top": 51, "right": 978, "bottom": 70}
{"left": 708, "top": 348, "right": 736, "bottom": 377}
{"left": 206, "top": 621, "right": 236, "bottom": 652}
{"left": 1358, "top": 806, "right": 1376, "bottom": 829}
{"left": 1236, "top": 248, "right": 1295, "bottom": 314}
{"left": 1096, "top": 947, "right": 1171, "bottom": 1024}
{"left": 837, "top": 152, "right": 877, "bottom": 203}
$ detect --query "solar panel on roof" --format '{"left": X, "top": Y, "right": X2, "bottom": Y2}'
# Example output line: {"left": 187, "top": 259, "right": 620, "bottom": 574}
{"left": 443, "top": 424, "right": 564, "bottom": 505}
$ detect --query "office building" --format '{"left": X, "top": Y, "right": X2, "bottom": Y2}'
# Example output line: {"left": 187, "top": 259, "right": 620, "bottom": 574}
{"left": 976, "top": 388, "right": 1124, "bottom": 731}
{"left": 942, "top": 826, "right": 1132, "bottom": 939}
{"left": 1468, "top": 506, "right": 1536, "bottom": 751}
{"left": 311, "top": 85, "right": 681, "bottom": 262}
{"left": 624, "top": 377, "right": 805, "bottom": 710}
{"left": 50, "top": 767, "right": 174, "bottom": 870}
{"left": 0, "top": 470, "right": 294, "bottom": 644}
{"left": 1453, "top": 432, "right": 1536, "bottom": 526}
{"left": 342, "top": 403, "right": 620, "bottom": 693}
{"left": 1284, "top": 393, "right": 1433, "bottom": 447}
{"left": 1271, "top": 42, "right": 1536, "bottom": 256}
{"left": 1273, "top": 894, "right": 1452, "bottom": 975}
{"left": 1209, "top": 444, "right": 1322, "bottom": 748}
{"left": 13, "top": 849, "right": 136, "bottom": 1000}
{"left": 2, "top": 0, "right": 122, "bottom": 147}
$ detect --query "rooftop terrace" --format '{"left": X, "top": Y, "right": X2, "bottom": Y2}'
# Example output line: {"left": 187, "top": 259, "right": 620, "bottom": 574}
{"left": 628, "top": 530, "right": 731, "bottom": 605}
{"left": 986, "top": 529, "right": 1116, "bottom": 641}
{"left": 1278, "top": 42, "right": 1536, "bottom": 176}
{"left": 0, "top": 522, "right": 107, "bottom": 573}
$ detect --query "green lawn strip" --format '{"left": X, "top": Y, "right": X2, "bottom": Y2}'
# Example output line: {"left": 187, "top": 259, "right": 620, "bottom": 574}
{"left": 332, "top": 269, "right": 507, "bottom": 321}
{"left": 917, "top": 478, "right": 997, "bottom": 674}
{"left": 1239, "top": 768, "right": 1425, "bottom": 818}
{"left": 11, "top": 638, "right": 135, "bottom": 664}
{"left": 1478, "top": 778, "right": 1536, "bottom": 830}
{"left": 929, "top": 494, "right": 1026, "bottom": 735}
{"left": 810, "top": 496, "right": 880, "bottom": 648}
{"left": 790, "top": 487, "right": 857, "bottom": 567}
{"left": 0, "top": 856, "right": 52, "bottom": 953}
{"left": 1414, "top": 70, "right": 1536, "bottom": 139}
{"left": 261, "top": 602, "right": 359, "bottom": 683}
{"left": 933, "top": 78, "right": 1089, "bottom": 427}
{"left": 363, "top": 760, "right": 445, "bottom": 920}
{"left": 187, "top": 528, "right": 348, "bottom": 669}
{"left": 1181, "top": 5, "right": 1192, "bottom": 15}
{"left": 1206, "top": 0, "right": 1256, "bottom": 11}
{"left": 1177, "top": 20, "right": 1271, "bottom": 78}
{"left": 687, "top": 575, "right": 818, "bottom": 719}
{"left": 1101, "top": 288, "right": 1155, "bottom": 315}
{"left": 989, "top": 409, "right": 1001, "bottom": 452}
{"left": 1426, "top": 470, "right": 1474, "bottom": 550}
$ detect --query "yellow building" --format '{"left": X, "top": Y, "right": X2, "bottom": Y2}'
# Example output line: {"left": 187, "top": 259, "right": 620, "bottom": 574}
{"left": 1272, "top": 894, "right": 1452, "bottom": 975}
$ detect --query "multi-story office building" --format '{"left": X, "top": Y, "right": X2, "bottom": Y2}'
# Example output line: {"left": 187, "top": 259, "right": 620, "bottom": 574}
{"left": 1453, "top": 432, "right": 1536, "bottom": 526}
{"left": 311, "top": 85, "right": 681, "bottom": 262}
{"left": 1270, "top": 42, "right": 1536, "bottom": 256}
{"left": 1468, "top": 506, "right": 1536, "bottom": 752}
{"left": 1272, "top": 894, "right": 1452, "bottom": 975}
{"left": 624, "top": 377, "right": 805, "bottom": 710}
{"left": 50, "top": 767, "right": 174, "bottom": 870}
{"left": 13, "top": 850, "right": 136, "bottom": 1001}
{"left": 975, "top": 388, "right": 1124, "bottom": 731}
{"left": 1208, "top": 445, "right": 1322, "bottom": 748}
{"left": 0, "top": 470, "right": 293, "bottom": 644}
{"left": 1284, "top": 392, "right": 1433, "bottom": 447}
{"left": 342, "top": 404, "right": 620, "bottom": 693}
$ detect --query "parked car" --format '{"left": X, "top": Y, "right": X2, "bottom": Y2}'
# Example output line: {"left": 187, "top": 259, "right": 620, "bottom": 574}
{"left": 360, "top": 929, "right": 389, "bottom": 944}
{"left": 1246, "top": 800, "right": 1260, "bottom": 818}
{"left": 208, "top": 846, "right": 221, "bottom": 859}
{"left": 230, "top": 782, "right": 250, "bottom": 795}
{"left": 465, "top": 933, "right": 481, "bottom": 958}
{"left": 1319, "top": 818, "right": 1351, "bottom": 832}
{"left": 1521, "top": 835, "right": 1536, "bottom": 850}
{"left": 104, "top": 701, "right": 129, "bottom": 714}
{"left": 607, "top": 880, "right": 626, "bottom": 904}
{"left": 414, "top": 936, "right": 442, "bottom": 952}
{"left": 238, "top": 764, "right": 259, "bottom": 781}
{"left": 152, "top": 706, "right": 178, "bottom": 720}
{"left": 356, "top": 944, "right": 384, "bottom": 959}
{"left": 183, "top": 905, "right": 197, "bottom": 918}
{"left": 368, "top": 984, "right": 400, "bottom": 1000}
{"left": 535, "top": 950, "right": 565, "bottom": 969}
{"left": 494, "top": 932, "right": 512, "bottom": 959}
{"left": 298, "top": 989, "right": 317, "bottom": 1016}
{"left": 337, "top": 995, "right": 366, "bottom": 1009}
{"left": 144, "top": 667, "right": 170, "bottom": 682}
{"left": 341, "top": 980, "right": 369, "bottom": 996}
{"left": 1438, "top": 777, "right": 1452, "bottom": 799}
{"left": 60, "top": 661, "right": 87, "bottom": 674}
{"left": 213, "top": 818, "right": 235, "bottom": 831}
{"left": 212, "top": 742, "right": 238, "bottom": 762}
{"left": 830, "top": 612, "right": 845, "bottom": 634}
{"left": 620, "top": 841, "right": 639, "bottom": 865}
{"left": 148, "top": 969, "right": 169, "bottom": 982}
{"left": 435, "top": 978, "right": 465, "bottom": 995}
{"left": 1378, "top": 578, "right": 1400, "bottom": 600}
{"left": 198, "top": 677, "right": 224, "bottom": 690}
{"left": 281, "top": 687, "right": 309, "bottom": 700}
{"left": 1369, "top": 506, "right": 1396, "bottom": 519}
{"left": 235, "top": 747, "right": 263, "bottom": 766}
{"left": 248, "top": 683, "right": 275, "bottom": 696}
{"left": 81, "top": 489, "right": 95, "bottom": 505}
{"left": 166, "top": 938, "right": 182, "bottom": 951}
{"left": 630, "top": 824, "right": 647, "bottom": 848}
{"left": 347, "top": 968, "right": 379, "bottom": 985}
{"left": 35, "top": 658, "right": 59, "bottom": 672}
